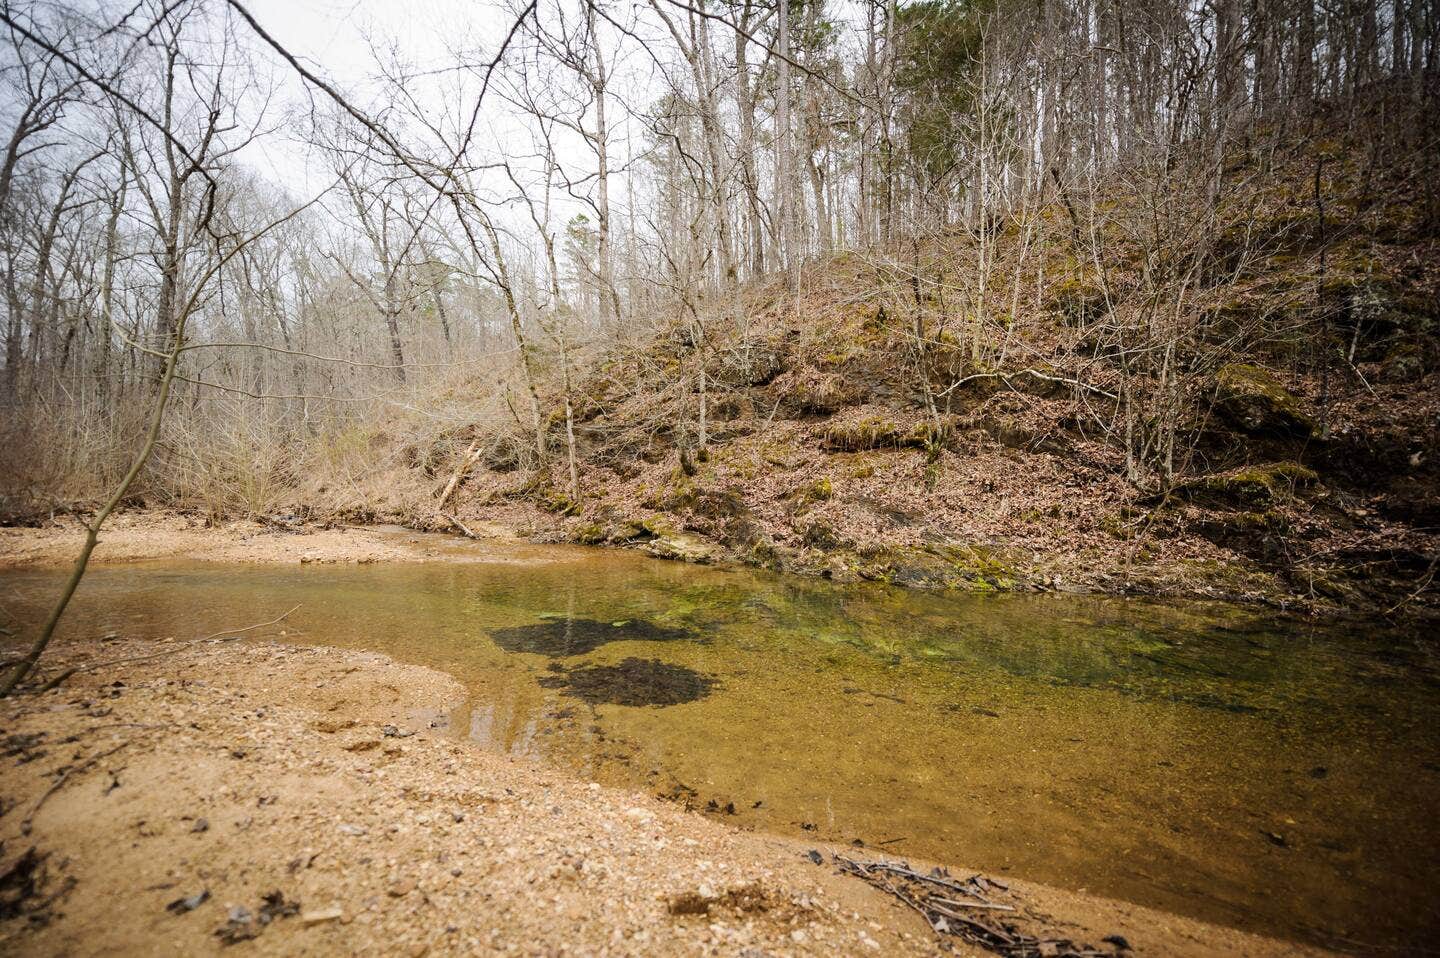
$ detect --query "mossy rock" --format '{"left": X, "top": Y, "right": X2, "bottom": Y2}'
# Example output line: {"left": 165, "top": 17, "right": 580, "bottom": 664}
{"left": 1214, "top": 364, "right": 1314, "bottom": 439}
{"left": 824, "top": 417, "right": 905, "bottom": 451}
{"left": 636, "top": 516, "right": 676, "bottom": 537}
{"left": 746, "top": 536, "right": 783, "bottom": 570}
{"left": 798, "top": 519, "right": 845, "bottom": 549}
{"left": 608, "top": 518, "right": 658, "bottom": 543}
{"left": 799, "top": 477, "right": 833, "bottom": 502}
{"left": 823, "top": 416, "right": 948, "bottom": 453}
{"left": 722, "top": 345, "right": 785, "bottom": 387}
{"left": 853, "top": 543, "right": 1018, "bottom": 591}
{"left": 1046, "top": 276, "right": 1108, "bottom": 325}
{"left": 1177, "top": 461, "right": 1318, "bottom": 509}
{"left": 539, "top": 489, "right": 581, "bottom": 516}
{"left": 1193, "top": 510, "right": 1292, "bottom": 557}
{"left": 772, "top": 367, "right": 851, "bottom": 415}
{"left": 1379, "top": 342, "right": 1426, "bottom": 383}
{"left": 691, "top": 487, "right": 747, "bottom": 518}
{"left": 641, "top": 472, "right": 698, "bottom": 511}
{"left": 642, "top": 531, "right": 722, "bottom": 565}
{"left": 1319, "top": 278, "right": 1437, "bottom": 360}
{"left": 573, "top": 522, "right": 608, "bottom": 545}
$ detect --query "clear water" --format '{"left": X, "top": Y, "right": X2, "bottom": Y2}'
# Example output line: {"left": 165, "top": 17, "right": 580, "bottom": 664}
{"left": 3, "top": 536, "right": 1437, "bottom": 951}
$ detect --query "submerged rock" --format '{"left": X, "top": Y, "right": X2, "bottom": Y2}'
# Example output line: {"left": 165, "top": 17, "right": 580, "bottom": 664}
{"left": 537, "top": 658, "right": 716, "bottom": 707}
{"left": 1214, "top": 364, "right": 1314, "bottom": 438}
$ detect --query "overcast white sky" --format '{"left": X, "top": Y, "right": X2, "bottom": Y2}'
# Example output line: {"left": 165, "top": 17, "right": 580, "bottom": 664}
{"left": 225, "top": 0, "right": 656, "bottom": 233}
{"left": 240, "top": 0, "right": 480, "bottom": 86}
{"left": 230, "top": 0, "right": 495, "bottom": 189}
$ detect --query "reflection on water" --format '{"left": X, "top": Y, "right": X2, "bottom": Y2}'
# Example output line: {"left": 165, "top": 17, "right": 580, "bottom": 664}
{"left": 3, "top": 538, "right": 1437, "bottom": 951}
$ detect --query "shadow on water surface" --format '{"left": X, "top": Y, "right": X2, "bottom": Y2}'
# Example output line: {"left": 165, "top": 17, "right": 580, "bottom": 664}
{"left": 537, "top": 657, "right": 717, "bottom": 706}
{"left": 489, "top": 616, "right": 692, "bottom": 656}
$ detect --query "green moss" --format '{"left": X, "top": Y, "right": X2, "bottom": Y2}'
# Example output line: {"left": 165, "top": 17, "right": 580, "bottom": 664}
{"left": 638, "top": 515, "right": 676, "bottom": 537}
{"left": 1218, "top": 510, "right": 1290, "bottom": 535}
{"left": 1380, "top": 342, "right": 1426, "bottom": 383}
{"left": 778, "top": 369, "right": 849, "bottom": 414}
{"left": 851, "top": 543, "right": 1019, "bottom": 592}
{"left": 641, "top": 472, "right": 697, "bottom": 511}
{"left": 574, "top": 523, "right": 607, "bottom": 545}
{"left": 1214, "top": 364, "right": 1314, "bottom": 439}
{"left": 1177, "top": 557, "right": 1284, "bottom": 597}
{"left": 1046, "top": 276, "right": 1108, "bottom": 324}
{"left": 747, "top": 537, "right": 781, "bottom": 569}
{"left": 824, "top": 417, "right": 902, "bottom": 451}
{"left": 1180, "top": 461, "right": 1318, "bottom": 508}
{"left": 802, "top": 477, "right": 834, "bottom": 501}
{"left": 539, "top": 488, "right": 581, "bottom": 516}
{"left": 1099, "top": 506, "right": 1146, "bottom": 540}
{"left": 823, "top": 417, "right": 948, "bottom": 453}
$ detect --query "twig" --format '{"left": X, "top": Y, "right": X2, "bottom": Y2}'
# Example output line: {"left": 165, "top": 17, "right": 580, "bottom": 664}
{"left": 851, "top": 857, "right": 1001, "bottom": 903}
{"left": 1383, "top": 557, "right": 1438, "bottom": 617}
{"left": 22, "top": 741, "right": 130, "bottom": 835}
{"left": 932, "top": 896, "right": 1016, "bottom": 912}
{"left": 35, "top": 668, "right": 77, "bottom": 694}
{"left": 833, "top": 854, "right": 1115, "bottom": 958}
{"left": 936, "top": 367, "right": 1118, "bottom": 401}
{"left": 441, "top": 513, "right": 478, "bottom": 539}
{"left": 27, "top": 606, "right": 300, "bottom": 693}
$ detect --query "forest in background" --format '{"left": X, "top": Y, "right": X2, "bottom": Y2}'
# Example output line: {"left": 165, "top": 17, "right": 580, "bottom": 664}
{"left": 0, "top": 0, "right": 1436, "bottom": 612}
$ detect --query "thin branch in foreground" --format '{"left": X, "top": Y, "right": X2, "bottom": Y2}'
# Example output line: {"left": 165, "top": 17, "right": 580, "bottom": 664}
{"left": 32, "top": 605, "right": 302, "bottom": 694}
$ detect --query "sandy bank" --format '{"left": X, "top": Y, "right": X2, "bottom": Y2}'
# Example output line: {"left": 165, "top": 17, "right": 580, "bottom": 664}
{"left": 0, "top": 511, "right": 542, "bottom": 569}
{"left": 0, "top": 628, "right": 1330, "bottom": 956}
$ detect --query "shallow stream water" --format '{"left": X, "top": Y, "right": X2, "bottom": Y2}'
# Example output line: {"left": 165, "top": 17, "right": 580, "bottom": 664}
{"left": 4, "top": 536, "right": 1437, "bottom": 950}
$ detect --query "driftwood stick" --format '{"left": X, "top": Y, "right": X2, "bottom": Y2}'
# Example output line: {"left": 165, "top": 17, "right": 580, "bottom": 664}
{"left": 35, "top": 668, "right": 77, "bottom": 694}
{"left": 437, "top": 436, "right": 485, "bottom": 508}
{"left": 834, "top": 854, "right": 1114, "bottom": 957}
{"left": 937, "top": 367, "right": 1118, "bottom": 401}
{"left": 841, "top": 856, "right": 996, "bottom": 902}
{"left": 441, "top": 512, "right": 478, "bottom": 539}
{"left": 931, "top": 895, "right": 1016, "bottom": 912}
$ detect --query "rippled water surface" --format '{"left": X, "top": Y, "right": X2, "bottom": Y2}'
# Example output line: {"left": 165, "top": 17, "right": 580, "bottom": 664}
{"left": 4, "top": 536, "right": 1437, "bottom": 950}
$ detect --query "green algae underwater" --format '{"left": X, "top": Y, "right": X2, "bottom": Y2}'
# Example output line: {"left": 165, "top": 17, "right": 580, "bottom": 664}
{"left": 4, "top": 541, "right": 1437, "bottom": 951}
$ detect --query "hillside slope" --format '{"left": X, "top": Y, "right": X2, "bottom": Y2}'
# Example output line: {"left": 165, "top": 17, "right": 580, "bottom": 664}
{"left": 438, "top": 101, "right": 1438, "bottom": 617}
